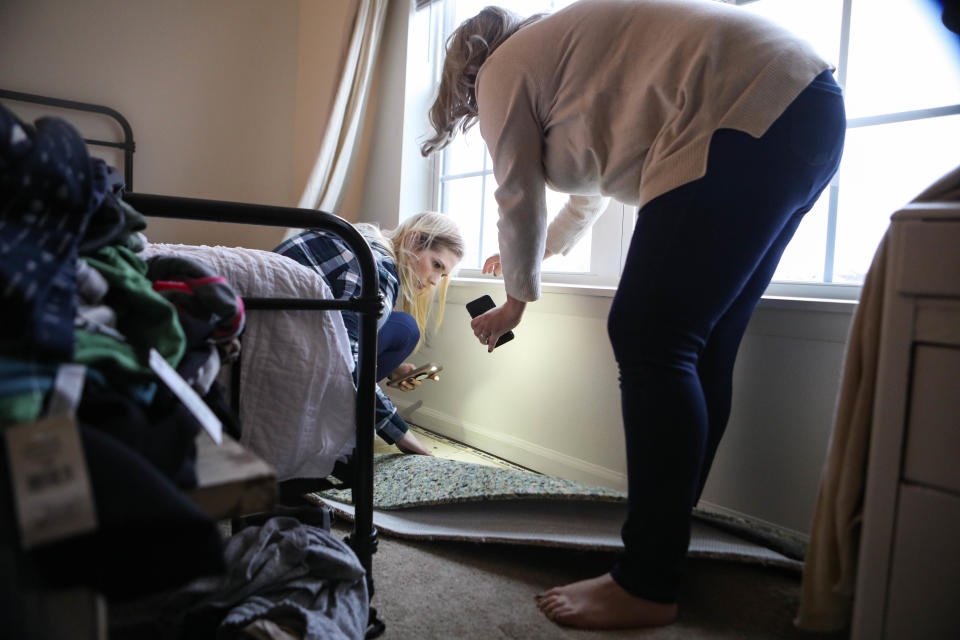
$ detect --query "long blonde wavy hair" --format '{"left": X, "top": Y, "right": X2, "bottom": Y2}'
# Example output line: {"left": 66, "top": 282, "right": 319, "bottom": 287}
{"left": 357, "top": 212, "right": 464, "bottom": 350}
{"left": 420, "top": 6, "right": 543, "bottom": 156}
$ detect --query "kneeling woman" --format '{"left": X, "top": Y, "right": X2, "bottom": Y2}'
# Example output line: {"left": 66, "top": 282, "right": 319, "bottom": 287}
{"left": 275, "top": 212, "right": 464, "bottom": 455}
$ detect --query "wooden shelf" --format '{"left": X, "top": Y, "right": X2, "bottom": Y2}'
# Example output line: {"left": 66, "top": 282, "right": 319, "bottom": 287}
{"left": 189, "top": 432, "right": 277, "bottom": 520}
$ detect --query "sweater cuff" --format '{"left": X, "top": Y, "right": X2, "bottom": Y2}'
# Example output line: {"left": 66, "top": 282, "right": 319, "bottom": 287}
{"left": 376, "top": 410, "right": 408, "bottom": 445}
{"left": 504, "top": 270, "right": 541, "bottom": 302}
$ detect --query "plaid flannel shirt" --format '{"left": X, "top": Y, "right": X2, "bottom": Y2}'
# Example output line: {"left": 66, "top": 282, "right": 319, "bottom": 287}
{"left": 274, "top": 229, "right": 409, "bottom": 444}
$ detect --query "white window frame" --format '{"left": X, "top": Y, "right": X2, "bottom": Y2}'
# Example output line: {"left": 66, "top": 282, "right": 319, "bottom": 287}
{"left": 420, "top": 0, "right": 632, "bottom": 289}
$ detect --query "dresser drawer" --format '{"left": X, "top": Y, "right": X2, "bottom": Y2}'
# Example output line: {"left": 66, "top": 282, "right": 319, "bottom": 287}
{"left": 903, "top": 345, "right": 960, "bottom": 493}
{"left": 885, "top": 485, "right": 960, "bottom": 639}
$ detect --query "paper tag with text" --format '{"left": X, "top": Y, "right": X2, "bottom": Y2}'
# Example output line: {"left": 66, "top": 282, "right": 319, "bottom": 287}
{"left": 149, "top": 348, "right": 222, "bottom": 444}
{"left": 4, "top": 413, "right": 98, "bottom": 549}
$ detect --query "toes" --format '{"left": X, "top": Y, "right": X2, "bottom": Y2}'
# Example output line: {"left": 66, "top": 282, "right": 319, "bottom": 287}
{"left": 546, "top": 603, "right": 574, "bottom": 623}
{"left": 541, "top": 597, "right": 568, "bottom": 617}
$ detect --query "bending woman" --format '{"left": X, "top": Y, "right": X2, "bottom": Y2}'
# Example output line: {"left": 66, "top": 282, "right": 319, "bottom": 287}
{"left": 275, "top": 212, "right": 464, "bottom": 456}
{"left": 422, "top": 0, "right": 845, "bottom": 630}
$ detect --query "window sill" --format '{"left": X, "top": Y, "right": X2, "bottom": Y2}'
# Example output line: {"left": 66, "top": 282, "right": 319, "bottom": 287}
{"left": 451, "top": 276, "right": 859, "bottom": 313}
{"left": 452, "top": 276, "right": 617, "bottom": 298}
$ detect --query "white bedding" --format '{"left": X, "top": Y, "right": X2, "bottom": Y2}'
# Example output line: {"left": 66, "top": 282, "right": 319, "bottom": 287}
{"left": 141, "top": 242, "right": 357, "bottom": 481}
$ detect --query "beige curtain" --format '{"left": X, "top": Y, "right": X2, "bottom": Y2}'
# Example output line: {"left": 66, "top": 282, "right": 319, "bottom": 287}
{"left": 794, "top": 234, "right": 887, "bottom": 632}
{"left": 298, "top": 0, "right": 389, "bottom": 214}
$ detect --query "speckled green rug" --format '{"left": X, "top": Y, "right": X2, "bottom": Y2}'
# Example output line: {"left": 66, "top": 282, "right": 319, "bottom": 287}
{"left": 308, "top": 454, "right": 805, "bottom": 570}
{"left": 317, "top": 453, "right": 625, "bottom": 508}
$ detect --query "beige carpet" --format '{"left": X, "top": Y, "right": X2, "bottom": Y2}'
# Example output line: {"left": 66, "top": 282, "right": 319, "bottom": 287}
{"left": 343, "top": 430, "right": 834, "bottom": 637}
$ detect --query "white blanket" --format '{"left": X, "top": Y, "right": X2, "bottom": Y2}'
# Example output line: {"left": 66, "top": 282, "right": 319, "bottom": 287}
{"left": 141, "top": 243, "right": 357, "bottom": 481}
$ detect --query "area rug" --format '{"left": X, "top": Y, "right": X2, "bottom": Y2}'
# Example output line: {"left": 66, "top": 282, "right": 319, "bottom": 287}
{"left": 308, "top": 454, "right": 805, "bottom": 571}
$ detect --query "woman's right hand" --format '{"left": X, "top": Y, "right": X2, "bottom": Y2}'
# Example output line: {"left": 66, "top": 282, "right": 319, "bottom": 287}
{"left": 471, "top": 295, "right": 526, "bottom": 353}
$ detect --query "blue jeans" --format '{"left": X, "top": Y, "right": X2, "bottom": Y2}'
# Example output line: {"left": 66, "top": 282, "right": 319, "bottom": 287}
{"left": 606, "top": 71, "right": 845, "bottom": 602}
{"left": 376, "top": 311, "right": 420, "bottom": 382}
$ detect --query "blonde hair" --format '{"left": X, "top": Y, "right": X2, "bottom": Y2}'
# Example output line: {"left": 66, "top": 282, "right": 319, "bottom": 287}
{"left": 420, "top": 6, "right": 542, "bottom": 156}
{"left": 357, "top": 212, "right": 464, "bottom": 349}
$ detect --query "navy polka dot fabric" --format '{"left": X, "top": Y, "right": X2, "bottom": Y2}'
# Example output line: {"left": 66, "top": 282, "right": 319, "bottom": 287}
{"left": 1, "top": 103, "right": 110, "bottom": 359}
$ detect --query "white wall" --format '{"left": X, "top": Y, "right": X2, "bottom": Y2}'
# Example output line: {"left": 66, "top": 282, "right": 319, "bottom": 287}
{"left": 0, "top": 0, "right": 355, "bottom": 249}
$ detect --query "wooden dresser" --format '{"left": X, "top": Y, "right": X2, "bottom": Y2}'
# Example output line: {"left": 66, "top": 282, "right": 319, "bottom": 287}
{"left": 852, "top": 201, "right": 960, "bottom": 639}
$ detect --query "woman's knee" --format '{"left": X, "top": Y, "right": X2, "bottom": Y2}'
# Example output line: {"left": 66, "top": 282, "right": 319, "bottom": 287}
{"left": 383, "top": 311, "right": 420, "bottom": 353}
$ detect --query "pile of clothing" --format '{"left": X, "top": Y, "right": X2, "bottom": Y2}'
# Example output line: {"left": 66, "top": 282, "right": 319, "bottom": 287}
{"left": 112, "top": 514, "right": 369, "bottom": 640}
{"left": 0, "top": 101, "right": 369, "bottom": 639}
{"left": 0, "top": 100, "right": 250, "bottom": 601}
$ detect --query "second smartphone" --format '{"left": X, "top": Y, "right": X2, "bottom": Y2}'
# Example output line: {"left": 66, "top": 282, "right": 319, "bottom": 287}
{"left": 465, "top": 294, "right": 515, "bottom": 348}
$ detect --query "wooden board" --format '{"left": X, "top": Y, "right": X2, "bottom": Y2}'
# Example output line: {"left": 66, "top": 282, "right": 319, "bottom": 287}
{"left": 189, "top": 433, "right": 277, "bottom": 520}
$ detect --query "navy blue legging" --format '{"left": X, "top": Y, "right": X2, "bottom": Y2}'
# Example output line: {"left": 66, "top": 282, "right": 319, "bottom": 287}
{"left": 606, "top": 71, "right": 845, "bottom": 603}
{"left": 376, "top": 311, "right": 420, "bottom": 382}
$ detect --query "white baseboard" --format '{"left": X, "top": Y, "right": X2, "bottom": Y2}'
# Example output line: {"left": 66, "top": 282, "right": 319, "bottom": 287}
{"left": 392, "top": 397, "right": 628, "bottom": 492}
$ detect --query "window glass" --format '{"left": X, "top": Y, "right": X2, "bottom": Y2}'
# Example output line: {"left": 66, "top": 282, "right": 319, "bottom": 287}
{"left": 442, "top": 176, "right": 485, "bottom": 268}
{"left": 443, "top": 125, "right": 485, "bottom": 177}
{"left": 742, "top": 0, "right": 844, "bottom": 68}
{"left": 772, "top": 190, "right": 830, "bottom": 283}
{"left": 844, "top": 0, "right": 960, "bottom": 118}
{"left": 833, "top": 113, "right": 960, "bottom": 283}
{"left": 418, "top": 0, "right": 960, "bottom": 292}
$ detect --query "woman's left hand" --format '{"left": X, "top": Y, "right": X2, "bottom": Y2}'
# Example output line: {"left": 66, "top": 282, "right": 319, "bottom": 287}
{"left": 482, "top": 254, "right": 503, "bottom": 277}
{"left": 470, "top": 295, "right": 526, "bottom": 352}
{"left": 482, "top": 249, "right": 553, "bottom": 278}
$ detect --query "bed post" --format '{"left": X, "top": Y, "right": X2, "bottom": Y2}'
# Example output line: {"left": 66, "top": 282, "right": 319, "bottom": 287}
{"left": 341, "top": 220, "right": 383, "bottom": 629}
{"left": 121, "top": 194, "right": 384, "bottom": 631}
{"left": 0, "top": 89, "right": 136, "bottom": 190}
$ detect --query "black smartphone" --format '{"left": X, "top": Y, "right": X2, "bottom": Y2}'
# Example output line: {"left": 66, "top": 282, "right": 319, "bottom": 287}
{"left": 466, "top": 294, "right": 515, "bottom": 348}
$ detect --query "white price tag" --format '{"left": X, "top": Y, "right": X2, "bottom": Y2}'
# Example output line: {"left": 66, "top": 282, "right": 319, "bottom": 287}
{"left": 4, "top": 414, "right": 98, "bottom": 549}
{"left": 149, "top": 348, "right": 223, "bottom": 444}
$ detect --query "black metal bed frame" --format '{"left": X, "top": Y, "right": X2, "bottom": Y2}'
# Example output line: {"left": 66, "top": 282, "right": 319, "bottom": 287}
{"left": 0, "top": 89, "right": 383, "bottom": 636}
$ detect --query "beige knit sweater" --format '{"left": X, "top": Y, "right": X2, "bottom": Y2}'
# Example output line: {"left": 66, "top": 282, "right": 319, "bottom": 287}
{"left": 476, "top": 0, "right": 831, "bottom": 301}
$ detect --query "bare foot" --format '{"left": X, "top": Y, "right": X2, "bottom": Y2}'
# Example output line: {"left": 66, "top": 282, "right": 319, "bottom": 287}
{"left": 536, "top": 574, "right": 678, "bottom": 629}
{"left": 394, "top": 431, "right": 433, "bottom": 456}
